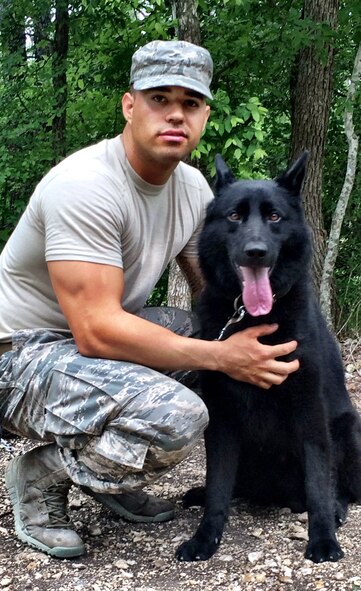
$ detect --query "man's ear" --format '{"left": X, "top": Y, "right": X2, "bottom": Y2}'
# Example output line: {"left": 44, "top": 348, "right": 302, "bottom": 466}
{"left": 202, "top": 104, "right": 211, "bottom": 132}
{"left": 122, "top": 92, "right": 135, "bottom": 124}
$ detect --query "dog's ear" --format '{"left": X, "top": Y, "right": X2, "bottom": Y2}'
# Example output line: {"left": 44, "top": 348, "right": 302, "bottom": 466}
{"left": 276, "top": 151, "right": 309, "bottom": 195}
{"left": 214, "top": 154, "right": 237, "bottom": 193}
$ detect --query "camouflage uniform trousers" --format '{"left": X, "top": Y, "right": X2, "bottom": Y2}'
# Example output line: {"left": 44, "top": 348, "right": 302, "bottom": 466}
{"left": 0, "top": 307, "right": 209, "bottom": 493}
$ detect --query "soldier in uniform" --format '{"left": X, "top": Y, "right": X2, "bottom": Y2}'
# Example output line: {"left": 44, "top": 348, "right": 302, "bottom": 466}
{"left": 0, "top": 40, "right": 299, "bottom": 558}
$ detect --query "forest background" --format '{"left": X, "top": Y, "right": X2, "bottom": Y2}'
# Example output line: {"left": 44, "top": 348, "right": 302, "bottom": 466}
{"left": 0, "top": 0, "right": 360, "bottom": 335}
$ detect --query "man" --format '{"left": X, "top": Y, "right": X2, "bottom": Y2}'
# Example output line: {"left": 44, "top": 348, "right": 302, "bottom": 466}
{"left": 0, "top": 40, "right": 299, "bottom": 558}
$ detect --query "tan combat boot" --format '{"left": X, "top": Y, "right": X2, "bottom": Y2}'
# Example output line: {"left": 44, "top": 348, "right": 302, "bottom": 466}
{"left": 5, "top": 443, "right": 85, "bottom": 558}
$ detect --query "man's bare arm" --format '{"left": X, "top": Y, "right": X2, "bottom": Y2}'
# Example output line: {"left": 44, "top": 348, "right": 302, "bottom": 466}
{"left": 48, "top": 260, "right": 299, "bottom": 389}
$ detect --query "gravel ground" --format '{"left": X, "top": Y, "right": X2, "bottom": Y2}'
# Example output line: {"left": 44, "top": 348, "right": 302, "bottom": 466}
{"left": 0, "top": 339, "right": 360, "bottom": 591}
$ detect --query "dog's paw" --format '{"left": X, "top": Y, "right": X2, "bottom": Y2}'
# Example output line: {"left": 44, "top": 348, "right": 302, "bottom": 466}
{"left": 305, "top": 538, "right": 344, "bottom": 563}
{"left": 182, "top": 486, "right": 206, "bottom": 508}
{"left": 335, "top": 499, "right": 348, "bottom": 528}
{"left": 176, "top": 535, "right": 220, "bottom": 562}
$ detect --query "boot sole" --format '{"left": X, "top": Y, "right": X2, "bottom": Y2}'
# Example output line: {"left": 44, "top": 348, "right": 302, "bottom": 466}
{"left": 82, "top": 487, "right": 175, "bottom": 523}
{"left": 5, "top": 458, "right": 85, "bottom": 559}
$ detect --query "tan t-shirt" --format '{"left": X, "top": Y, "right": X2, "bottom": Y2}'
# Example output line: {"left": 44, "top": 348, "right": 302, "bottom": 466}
{"left": 0, "top": 136, "right": 214, "bottom": 341}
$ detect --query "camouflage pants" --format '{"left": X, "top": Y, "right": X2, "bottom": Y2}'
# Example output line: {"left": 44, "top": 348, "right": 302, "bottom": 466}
{"left": 0, "top": 308, "right": 208, "bottom": 493}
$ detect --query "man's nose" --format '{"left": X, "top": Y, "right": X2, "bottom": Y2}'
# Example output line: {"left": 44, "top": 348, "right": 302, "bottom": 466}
{"left": 166, "top": 103, "right": 184, "bottom": 123}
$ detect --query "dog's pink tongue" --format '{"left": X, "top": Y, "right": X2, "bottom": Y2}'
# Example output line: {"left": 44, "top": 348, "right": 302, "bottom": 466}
{"left": 240, "top": 267, "right": 273, "bottom": 316}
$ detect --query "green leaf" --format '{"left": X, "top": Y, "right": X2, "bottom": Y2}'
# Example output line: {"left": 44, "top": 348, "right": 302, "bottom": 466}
{"left": 233, "top": 136, "right": 244, "bottom": 149}
{"left": 254, "top": 148, "right": 267, "bottom": 160}
{"left": 224, "top": 138, "right": 235, "bottom": 149}
{"left": 225, "top": 118, "right": 232, "bottom": 133}
{"left": 210, "top": 121, "right": 220, "bottom": 131}
{"left": 250, "top": 108, "right": 260, "bottom": 122}
{"left": 234, "top": 148, "right": 243, "bottom": 160}
{"left": 231, "top": 116, "right": 243, "bottom": 126}
{"left": 155, "top": 22, "right": 164, "bottom": 35}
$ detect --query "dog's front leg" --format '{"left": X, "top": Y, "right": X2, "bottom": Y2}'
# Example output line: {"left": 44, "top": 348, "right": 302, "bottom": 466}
{"left": 303, "top": 439, "right": 344, "bottom": 563}
{"left": 176, "top": 417, "right": 241, "bottom": 562}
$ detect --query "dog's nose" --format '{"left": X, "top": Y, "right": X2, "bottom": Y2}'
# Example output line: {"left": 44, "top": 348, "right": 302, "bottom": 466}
{"left": 244, "top": 241, "right": 268, "bottom": 260}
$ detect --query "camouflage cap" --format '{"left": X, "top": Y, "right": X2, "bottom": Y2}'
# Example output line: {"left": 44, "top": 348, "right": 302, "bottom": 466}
{"left": 130, "top": 40, "right": 213, "bottom": 100}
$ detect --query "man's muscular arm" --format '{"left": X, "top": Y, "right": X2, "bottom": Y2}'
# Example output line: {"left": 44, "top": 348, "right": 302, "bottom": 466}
{"left": 48, "top": 260, "right": 299, "bottom": 389}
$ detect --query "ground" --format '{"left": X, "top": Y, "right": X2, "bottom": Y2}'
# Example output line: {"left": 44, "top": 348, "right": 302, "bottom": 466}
{"left": 0, "top": 339, "right": 360, "bottom": 591}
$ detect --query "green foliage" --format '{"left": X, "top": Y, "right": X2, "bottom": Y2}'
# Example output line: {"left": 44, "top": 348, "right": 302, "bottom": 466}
{"left": 192, "top": 90, "right": 268, "bottom": 179}
{"left": 146, "top": 267, "right": 169, "bottom": 307}
{"left": 0, "top": 55, "right": 55, "bottom": 245}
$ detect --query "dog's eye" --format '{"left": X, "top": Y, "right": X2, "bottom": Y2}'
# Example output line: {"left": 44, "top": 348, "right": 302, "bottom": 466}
{"left": 227, "top": 212, "right": 241, "bottom": 222}
{"left": 268, "top": 211, "right": 281, "bottom": 223}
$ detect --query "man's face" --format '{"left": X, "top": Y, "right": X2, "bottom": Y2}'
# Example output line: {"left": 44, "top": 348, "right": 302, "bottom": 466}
{"left": 122, "top": 86, "right": 210, "bottom": 169}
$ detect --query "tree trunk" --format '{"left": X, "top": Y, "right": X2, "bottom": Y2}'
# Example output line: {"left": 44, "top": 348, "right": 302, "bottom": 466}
{"left": 319, "top": 42, "right": 361, "bottom": 331}
{"left": 289, "top": 0, "right": 338, "bottom": 292}
{"left": 52, "top": 0, "right": 69, "bottom": 164}
{"left": 167, "top": 259, "right": 192, "bottom": 309}
{"left": 172, "top": 0, "right": 201, "bottom": 44}
{"left": 167, "top": 0, "right": 201, "bottom": 310}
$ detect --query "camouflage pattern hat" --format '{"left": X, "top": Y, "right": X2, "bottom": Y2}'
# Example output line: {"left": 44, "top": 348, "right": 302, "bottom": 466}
{"left": 130, "top": 40, "right": 213, "bottom": 100}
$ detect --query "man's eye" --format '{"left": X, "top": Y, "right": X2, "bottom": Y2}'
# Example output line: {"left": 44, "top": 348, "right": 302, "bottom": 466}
{"left": 269, "top": 211, "right": 281, "bottom": 222}
{"left": 152, "top": 95, "right": 166, "bottom": 103}
{"left": 227, "top": 212, "right": 241, "bottom": 222}
{"left": 185, "top": 100, "right": 199, "bottom": 108}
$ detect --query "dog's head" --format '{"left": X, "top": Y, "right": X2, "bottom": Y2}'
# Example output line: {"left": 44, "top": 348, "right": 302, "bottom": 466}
{"left": 199, "top": 152, "right": 312, "bottom": 316}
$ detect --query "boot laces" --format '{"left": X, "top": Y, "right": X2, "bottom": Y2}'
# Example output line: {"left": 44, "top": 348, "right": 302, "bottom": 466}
{"left": 43, "top": 482, "right": 72, "bottom": 529}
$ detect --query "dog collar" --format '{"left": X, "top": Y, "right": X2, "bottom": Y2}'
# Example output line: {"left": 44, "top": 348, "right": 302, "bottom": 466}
{"left": 216, "top": 292, "right": 280, "bottom": 341}
{"left": 216, "top": 294, "right": 247, "bottom": 341}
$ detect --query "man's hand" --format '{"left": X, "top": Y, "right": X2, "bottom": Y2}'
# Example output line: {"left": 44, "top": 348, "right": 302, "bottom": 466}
{"left": 216, "top": 324, "right": 299, "bottom": 389}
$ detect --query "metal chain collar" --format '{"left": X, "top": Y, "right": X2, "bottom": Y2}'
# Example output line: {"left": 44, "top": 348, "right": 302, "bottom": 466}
{"left": 216, "top": 294, "right": 247, "bottom": 341}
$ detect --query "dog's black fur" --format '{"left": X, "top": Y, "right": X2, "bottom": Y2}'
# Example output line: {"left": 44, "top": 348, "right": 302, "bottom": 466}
{"left": 176, "top": 153, "right": 361, "bottom": 564}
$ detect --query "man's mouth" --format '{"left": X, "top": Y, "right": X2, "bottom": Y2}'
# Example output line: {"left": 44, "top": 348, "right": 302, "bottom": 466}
{"left": 158, "top": 130, "right": 187, "bottom": 142}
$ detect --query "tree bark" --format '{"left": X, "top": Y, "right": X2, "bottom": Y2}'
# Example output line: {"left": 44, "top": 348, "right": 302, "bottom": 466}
{"left": 319, "top": 42, "right": 361, "bottom": 331}
{"left": 289, "top": 0, "right": 338, "bottom": 292}
{"left": 52, "top": 0, "right": 69, "bottom": 164}
{"left": 172, "top": 0, "right": 201, "bottom": 44}
{"left": 167, "top": 258, "right": 192, "bottom": 309}
{"left": 167, "top": 0, "right": 201, "bottom": 310}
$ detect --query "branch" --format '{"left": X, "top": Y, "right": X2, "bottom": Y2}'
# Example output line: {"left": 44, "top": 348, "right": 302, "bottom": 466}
{"left": 319, "top": 41, "right": 361, "bottom": 330}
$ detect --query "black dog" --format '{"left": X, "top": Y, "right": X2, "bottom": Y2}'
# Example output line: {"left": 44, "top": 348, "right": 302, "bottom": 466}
{"left": 176, "top": 153, "right": 361, "bottom": 564}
